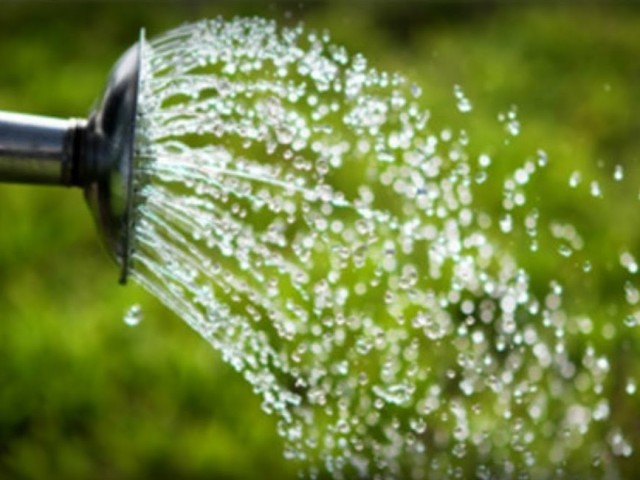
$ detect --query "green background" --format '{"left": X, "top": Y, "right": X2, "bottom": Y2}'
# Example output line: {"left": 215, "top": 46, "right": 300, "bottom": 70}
{"left": 0, "top": 2, "right": 639, "bottom": 479}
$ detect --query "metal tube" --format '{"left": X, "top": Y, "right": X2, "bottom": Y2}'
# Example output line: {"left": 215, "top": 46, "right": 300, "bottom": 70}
{"left": 0, "top": 111, "right": 83, "bottom": 185}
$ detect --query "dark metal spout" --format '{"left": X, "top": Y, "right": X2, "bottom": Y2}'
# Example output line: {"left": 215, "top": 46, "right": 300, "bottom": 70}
{"left": 0, "top": 34, "right": 143, "bottom": 284}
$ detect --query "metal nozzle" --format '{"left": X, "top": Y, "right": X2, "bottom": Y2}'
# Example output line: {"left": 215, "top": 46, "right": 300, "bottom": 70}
{"left": 0, "top": 35, "right": 142, "bottom": 284}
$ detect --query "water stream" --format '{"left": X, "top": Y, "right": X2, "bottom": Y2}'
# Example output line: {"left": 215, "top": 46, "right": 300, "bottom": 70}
{"left": 126, "top": 18, "right": 636, "bottom": 479}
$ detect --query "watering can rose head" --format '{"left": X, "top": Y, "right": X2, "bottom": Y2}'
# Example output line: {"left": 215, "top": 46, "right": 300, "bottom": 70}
{"left": 0, "top": 32, "right": 143, "bottom": 283}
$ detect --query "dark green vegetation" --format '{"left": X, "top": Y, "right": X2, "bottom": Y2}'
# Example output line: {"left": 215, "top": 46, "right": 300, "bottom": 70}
{"left": 0, "top": 3, "right": 639, "bottom": 479}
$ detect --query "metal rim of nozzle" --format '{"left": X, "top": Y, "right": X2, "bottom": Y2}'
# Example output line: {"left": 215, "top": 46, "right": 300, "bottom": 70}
{"left": 0, "top": 31, "right": 144, "bottom": 285}
{"left": 83, "top": 30, "right": 144, "bottom": 284}
{"left": 119, "top": 31, "right": 144, "bottom": 284}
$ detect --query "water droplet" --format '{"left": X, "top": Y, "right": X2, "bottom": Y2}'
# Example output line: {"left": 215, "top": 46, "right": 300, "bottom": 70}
{"left": 124, "top": 304, "right": 143, "bottom": 327}
{"left": 478, "top": 153, "right": 491, "bottom": 168}
{"left": 624, "top": 311, "right": 640, "bottom": 327}
{"left": 614, "top": 165, "right": 624, "bottom": 181}
{"left": 624, "top": 282, "right": 639, "bottom": 305}
{"left": 626, "top": 378, "right": 637, "bottom": 395}
{"left": 453, "top": 84, "right": 473, "bottom": 113}
{"left": 569, "top": 171, "right": 582, "bottom": 188}
{"left": 372, "top": 383, "right": 414, "bottom": 406}
{"left": 558, "top": 244, "right": 573, "bottom": 258}
{"left": 536, "top": 149, "right": 549, "bottom": 167}
{"left": 499, "top": 214, "right": 513, "bottom": 233}
{"left": 620, "top": 252, "right": 638, "bottom": 274}
{"left": 590, "top": 181, "right": 603, "bottom": 198}
{"left": 500, "top": 106, "right": 520, "bottom": 136}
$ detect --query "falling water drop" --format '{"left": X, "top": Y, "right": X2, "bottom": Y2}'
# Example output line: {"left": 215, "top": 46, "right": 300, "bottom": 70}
{"left": 569, "top": 171, "right": 582, "bottom": 188}
{"left": 614, "top": 164, "right": 624, "bottom": 181}
{"left": 453, "top": 84, "right": 473, "bottom": 113}
{"left": 501, "top": 105, "right": 521, "bottom": 137}
{"left": 626, "top": 379, "right": 637, "bottom": 395}
{"left": 124, "top": 304, "right": 143, "bottom": 327}
{"left": 620, "top": 252, "right": 638, "bottom": 274}
{"left": 590, "top": 181, "right": 603, "bottom": 198}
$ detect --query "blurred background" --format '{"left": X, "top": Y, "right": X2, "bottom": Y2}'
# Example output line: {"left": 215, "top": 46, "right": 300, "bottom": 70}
{"left": 0, "top": 2, "right": 639, "bottom": 479}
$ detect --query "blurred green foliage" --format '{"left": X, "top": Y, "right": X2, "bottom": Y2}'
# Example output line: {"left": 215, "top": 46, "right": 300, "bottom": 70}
{"left": 0, "top": 2, "right": 639, "bottom": 479}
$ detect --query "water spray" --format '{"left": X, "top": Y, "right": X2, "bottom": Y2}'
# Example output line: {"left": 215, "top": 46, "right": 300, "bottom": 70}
{"left": 0, "top": 18, "right": 637, "bottom": 479}
{"left": 0, "top": 35, "right": 143, "bottom": 284}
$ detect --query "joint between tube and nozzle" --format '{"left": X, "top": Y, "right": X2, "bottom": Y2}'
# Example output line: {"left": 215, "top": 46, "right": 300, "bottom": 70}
{"left": 62, "top": 118, "right": 88, "bottom": 187}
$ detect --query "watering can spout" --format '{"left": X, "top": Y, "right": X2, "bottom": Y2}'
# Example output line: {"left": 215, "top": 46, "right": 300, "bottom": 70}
{"left": 0, "top": 112, "right": 86, "bottom": 185}
{"left": 0, "top": 35, "right": 143, "bottom": 284}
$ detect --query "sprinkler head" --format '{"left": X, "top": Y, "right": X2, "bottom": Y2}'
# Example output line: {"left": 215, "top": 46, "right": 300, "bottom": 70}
{"left": 83, "top": 37, "right": 142, "bottom": 284}
{"left": 0, "top": 33, "right": 143, "bottom": 284}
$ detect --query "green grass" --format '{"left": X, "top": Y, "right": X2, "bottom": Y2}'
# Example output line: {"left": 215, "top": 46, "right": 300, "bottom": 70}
{"left": 0, "top": 3, "right": 639, "bottom": 478}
